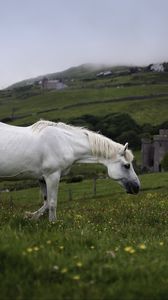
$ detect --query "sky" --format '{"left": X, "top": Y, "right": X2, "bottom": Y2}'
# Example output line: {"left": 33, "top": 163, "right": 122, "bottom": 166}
{"left": 1, "top": 0, "right": 168, "bottom": 88}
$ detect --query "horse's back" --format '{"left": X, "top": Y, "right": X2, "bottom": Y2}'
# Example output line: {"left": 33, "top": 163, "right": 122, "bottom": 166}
{"left": 0, "top": 123, "right": 44, "bottom": 179}
{"left": 0, "top": 122, "right": 29, "bottom": 132}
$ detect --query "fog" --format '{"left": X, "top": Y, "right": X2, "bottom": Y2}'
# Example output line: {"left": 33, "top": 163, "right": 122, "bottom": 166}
{"left": 0, "top": 0, "right": 168, "bottom": 88}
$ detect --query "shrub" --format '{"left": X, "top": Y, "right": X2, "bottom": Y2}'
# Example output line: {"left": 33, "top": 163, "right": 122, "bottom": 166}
{"left": 66, "top": 175, "right": 84, "bottom": 183}
{"left": 117, "top": 130, "right": 141, "bottom": 149}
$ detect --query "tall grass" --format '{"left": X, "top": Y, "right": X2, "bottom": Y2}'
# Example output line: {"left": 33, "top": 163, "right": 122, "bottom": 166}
{"left": 0, "top": 173, "right": 167, "bottom": 299}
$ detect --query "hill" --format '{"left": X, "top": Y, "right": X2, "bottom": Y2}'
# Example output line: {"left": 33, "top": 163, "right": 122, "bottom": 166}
{"left": 0, "top": 64, "right": 168, "bottom": 151}
{"left": 6, "top": 62, "right": 168, "bottom": 90}
{"left": 7, "top": 63, "right": 131, "bottom": 89}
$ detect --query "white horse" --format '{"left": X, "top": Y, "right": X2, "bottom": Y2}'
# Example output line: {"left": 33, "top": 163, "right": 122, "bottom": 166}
{"left": 0, "top": 120, "right": 140, "bottom": 221}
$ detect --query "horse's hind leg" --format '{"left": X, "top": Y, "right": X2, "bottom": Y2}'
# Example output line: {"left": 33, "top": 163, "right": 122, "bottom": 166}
{"left": 25, "top": 178, "right": 48, "bottom": 220}
{"left": 39, "top": 178, "right": 48, "bottom": 205}
{"left": 45, "top": 171, "right": 60, "bottom": 222}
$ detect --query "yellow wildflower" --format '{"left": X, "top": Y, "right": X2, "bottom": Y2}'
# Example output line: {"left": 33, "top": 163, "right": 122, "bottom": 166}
{"left": 27, "top": 247, "right": 33, "bottom": 253}
{"left": 59, "top": 246, "right": 64, "bottom": 250}
{"left": 138, "top": 244, "right": 146, "bottom": 250}
{"left": 159, "top": 242, "right": 164, "bottom": 246}
{"left": 46, "top": 240, "right": 52, "bottom": 244}
{"left": 129, "top": 248, "right": 135, "bottom": 254}
{"left": 72, "top": 275, "right": 80, "bottom": 281}
{"left": 124, "top": 246, "right": 135, "bottom": 254}
{"left": 60, "top": 268, "right": 68, "bottom": 274}
{"left": 124, "top": 246, "right": 132, "bottom": 252}
{"left": 90, "top": 245, "right": 95, "bottom": 250}
{"left": 33, "top": 246, "right": 39, "bottom": 251}
{"left": 76, "top": 262, "right": 83, "bottom": 268}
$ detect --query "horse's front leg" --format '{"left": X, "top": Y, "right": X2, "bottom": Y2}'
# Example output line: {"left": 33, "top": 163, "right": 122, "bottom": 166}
{"left": 45, "top": 171, "right": 61, "bottom": 222}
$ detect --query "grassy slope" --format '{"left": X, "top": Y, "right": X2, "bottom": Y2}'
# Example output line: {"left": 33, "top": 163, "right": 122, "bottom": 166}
{"left": 0, "top": 71, "right": 168, "bottom": 126}
{"left": 0, "top": 173, "right": 168, "bottom": 299}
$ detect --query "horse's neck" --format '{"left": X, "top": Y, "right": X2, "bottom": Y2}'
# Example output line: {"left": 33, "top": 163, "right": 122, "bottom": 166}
{"left": 59, "top": 128, "right": 98, "bottom": 163}
{"left": 77, "top": 155, "right": 100, "bottom": 164}
{"left": 71, "top": 131, "right": 104, "bottom": 164}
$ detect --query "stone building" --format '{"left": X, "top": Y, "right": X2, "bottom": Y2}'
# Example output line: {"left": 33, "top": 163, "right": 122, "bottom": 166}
{"left": 41, "top": 78, "right": 67, "bottom": 90}
{"left": 141, "top": 129, "right": 168, "bottom": 172}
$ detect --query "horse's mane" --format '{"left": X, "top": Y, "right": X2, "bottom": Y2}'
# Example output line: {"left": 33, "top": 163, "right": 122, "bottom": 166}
{"left": 31, "top": 120, "right": 133, "bottom": 162}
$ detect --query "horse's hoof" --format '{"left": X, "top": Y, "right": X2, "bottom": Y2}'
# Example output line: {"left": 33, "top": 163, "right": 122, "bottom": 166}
{"left": 49, "top": 218, "right": 57, "bottom": 223}
{"left": 24, "top": 211, "right": 35, "bottom": 219}
{"left": 31, "top": 214, "right": 40, "bottom": 220}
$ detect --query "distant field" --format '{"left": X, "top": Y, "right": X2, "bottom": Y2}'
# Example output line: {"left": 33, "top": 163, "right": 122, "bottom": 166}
{"left": 0, "top": 71, "right": 168, "bottom": 126}
{"left": 0, "top": 172, "right": 168, "bottom": 299}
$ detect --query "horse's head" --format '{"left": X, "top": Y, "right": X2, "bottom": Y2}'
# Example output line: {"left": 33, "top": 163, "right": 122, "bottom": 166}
{"left": 106, "top": 143, "right": 140, "bottom": 194}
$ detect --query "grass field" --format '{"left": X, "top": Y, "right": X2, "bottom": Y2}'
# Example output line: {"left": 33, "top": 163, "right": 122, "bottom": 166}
{"left": 1, "top": 71, "right": 168, "bottom": 126}
{"left": 0, "top": 172, "right": 168, "bottom": 300}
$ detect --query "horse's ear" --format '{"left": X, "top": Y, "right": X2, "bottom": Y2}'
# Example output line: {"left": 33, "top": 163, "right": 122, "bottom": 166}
{"left": 120, "top": 143, "right": 129, "bottom": 156}
{"left": 124, "top": 142, "right": 128, "bottom": 152}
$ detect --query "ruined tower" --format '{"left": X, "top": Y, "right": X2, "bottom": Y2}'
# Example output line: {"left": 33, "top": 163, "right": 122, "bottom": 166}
{"left": 153, "top": 129, "right": 168, "bottom": 172}
{"left": 141, "top": 130, "right": 168, "bottom": 172}
{"left": 141, "top": 138, "right": 154, "bottom": 171}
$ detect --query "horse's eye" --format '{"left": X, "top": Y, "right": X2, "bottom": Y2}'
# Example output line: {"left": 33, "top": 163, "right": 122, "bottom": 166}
{"left": 124, "top": 163, "right": 130, "bottom": 169}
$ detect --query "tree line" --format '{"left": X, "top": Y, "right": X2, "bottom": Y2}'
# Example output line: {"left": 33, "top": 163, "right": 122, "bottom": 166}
{"left": 68, "top": 113, "right": 168, "bottom": 150}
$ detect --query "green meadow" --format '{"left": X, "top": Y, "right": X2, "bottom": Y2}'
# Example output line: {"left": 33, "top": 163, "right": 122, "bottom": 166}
{"left": 0, "top": 173, "right": 168, "bottom": 300}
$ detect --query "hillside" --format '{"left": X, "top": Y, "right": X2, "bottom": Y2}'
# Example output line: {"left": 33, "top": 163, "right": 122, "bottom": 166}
{"left": 0, "top": 66, "right": 168, "bottom": 130}
{"left": 7, "top": 63, "right": 131, "bottom": 89}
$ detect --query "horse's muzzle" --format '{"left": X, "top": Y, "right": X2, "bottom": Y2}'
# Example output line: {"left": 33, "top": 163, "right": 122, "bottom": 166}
{"left": 125, "top": 181, "right": 140, "bottom": 194}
